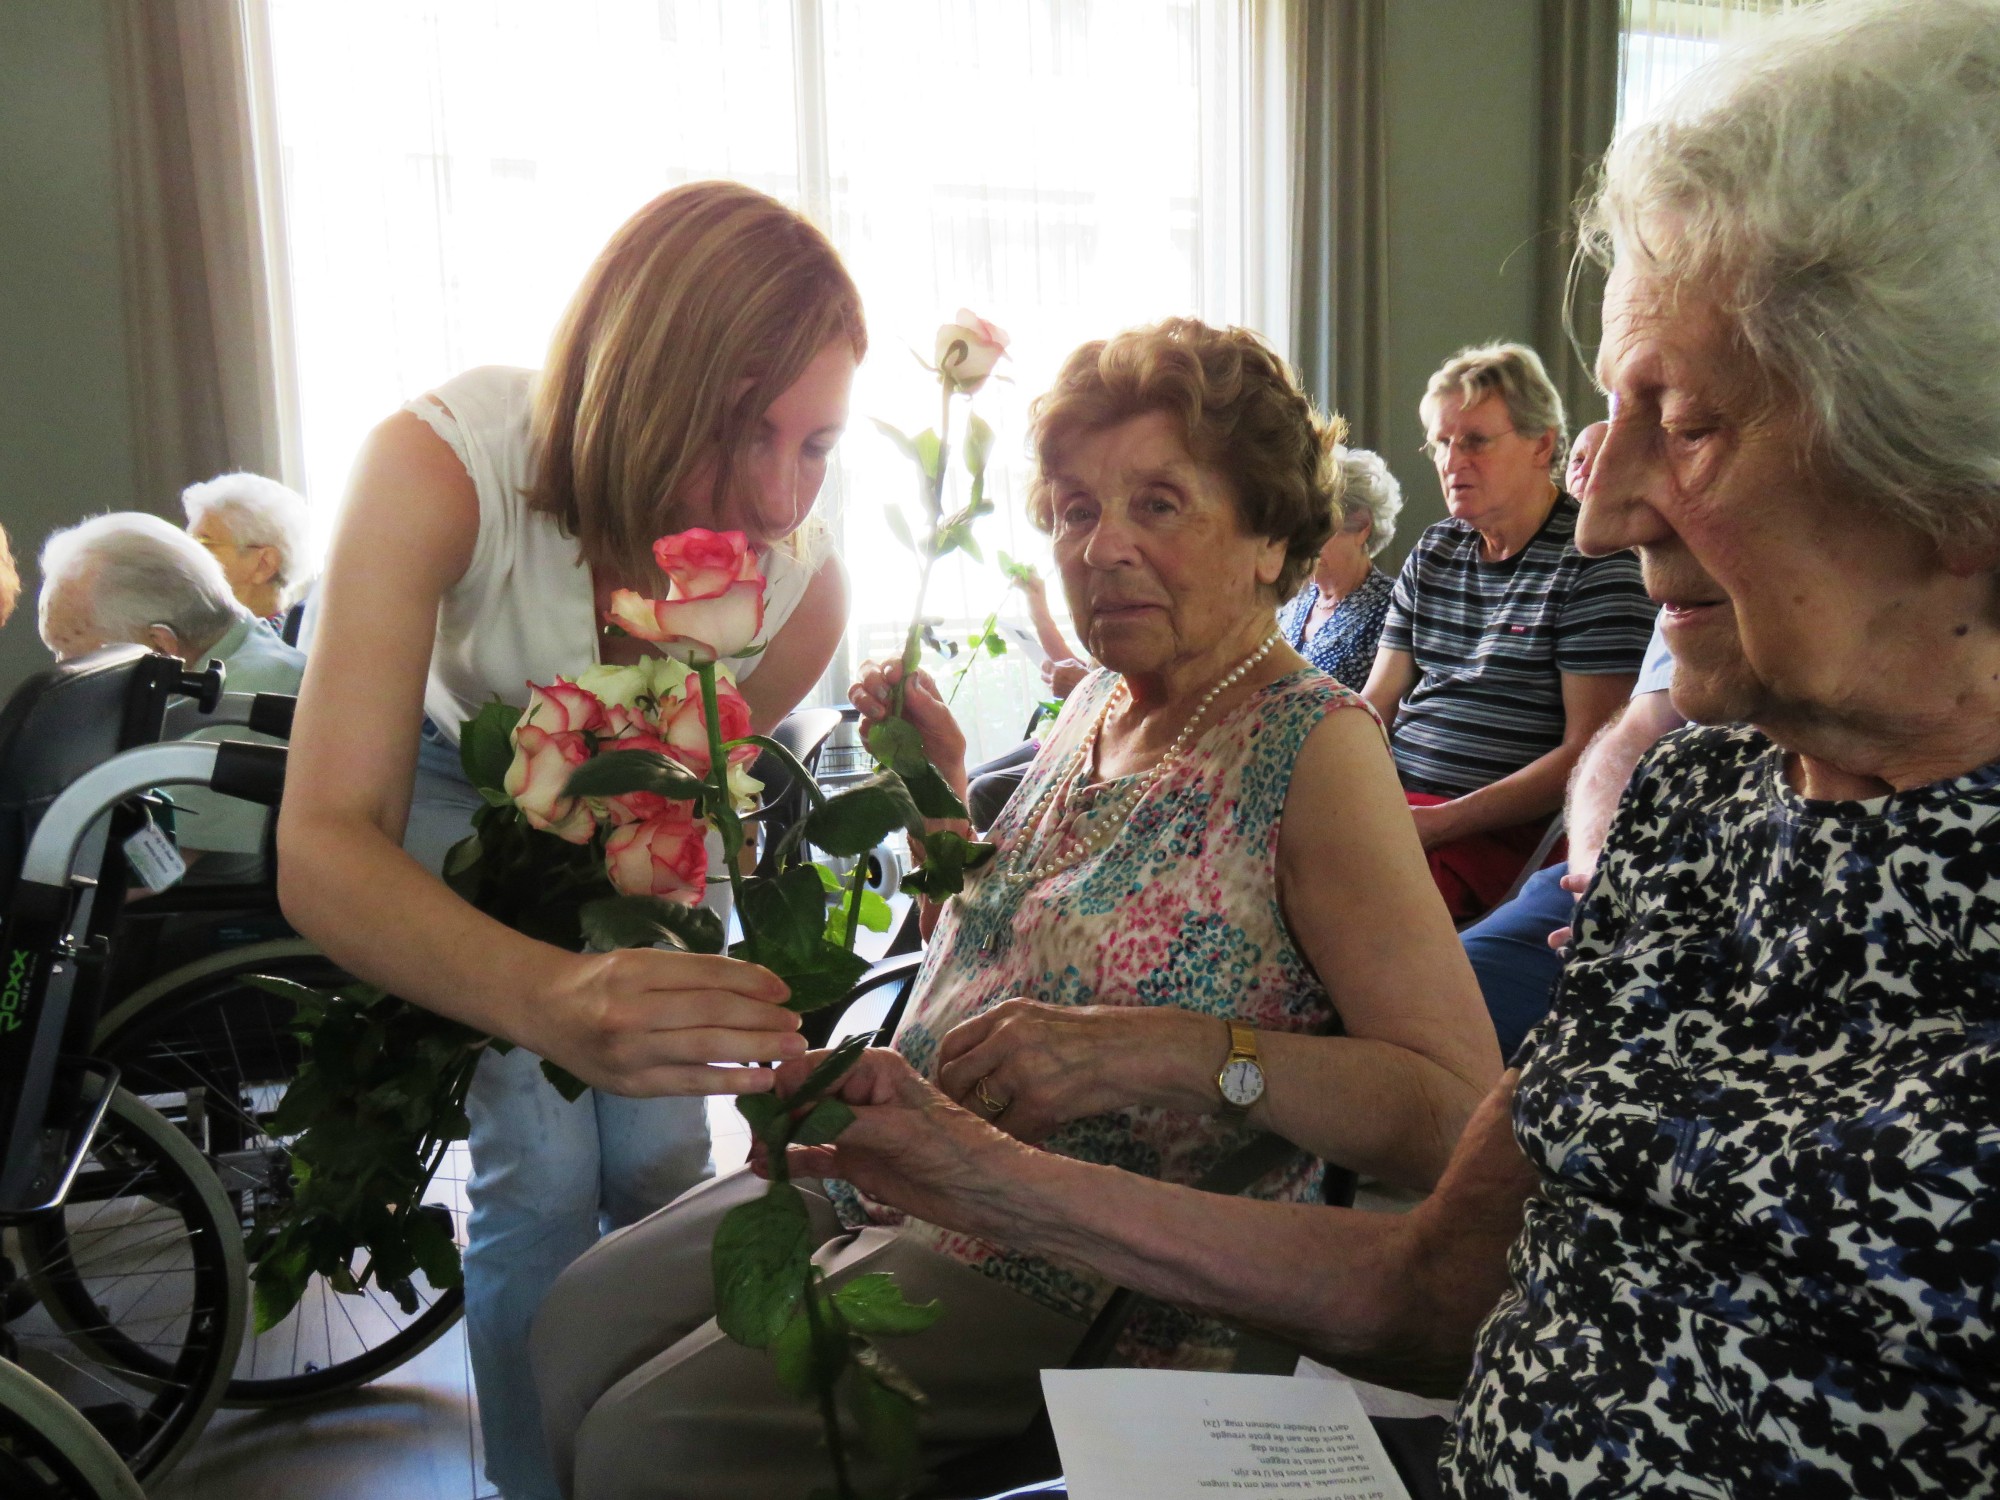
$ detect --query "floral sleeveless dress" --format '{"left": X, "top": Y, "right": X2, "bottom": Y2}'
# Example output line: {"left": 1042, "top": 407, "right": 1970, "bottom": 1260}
{"left": 829, "top": 667, "right": 1371, "bottom": 1365}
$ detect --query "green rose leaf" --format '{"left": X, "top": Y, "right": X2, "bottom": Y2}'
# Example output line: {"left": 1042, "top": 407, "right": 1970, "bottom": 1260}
{"left": 803, "top": 774, "right": 926, "bottom": 857}
{"left": 406, "top": 1203, "right": 463, "bottom": 1291}
{"left": 814, "top": 863, "right": 892, "bottom": 935}
{"left": 735, "top": 1091, "right": 790, "bottom": 1145}
{"left": 902, "top": 829, "right": 995, "bottom": 900}
{"left": 899, "top": 760, "right": 969, "bottom": 822}
{"left": 739, "top": 865, "right": 829, "bottom": 965}
{"left": 772, "top": 1307, "right": 812, "bottom": 1397}
{"left": 562, "top": 749, "right": 708, "bottom": 804}
{"left": 580, "top": 894, "right": 725, "bottom": 955}
{"left": 869, "top": 417, "right": 919, "bottom": 464}
{"left": 760, "top": 939, "right": 872, "bottom": 1015}
{"left": 788, "top": 1097, "right": 855, "bottom": 1148}
{"left": 460, "top": 699, "right": 518, "bottom": 793}
{"left": 831, "top": 1274, "right": 943, "bottom": 1338}
{"left": 713, "top": 1182, "right": 813, "bottom": 1348}
{"left": 847, "top": 1347, "right": 925, "bottom": 1472}
{"left": 787, "top": 1033, "right": 870, "bottom": 1113}
{"left": 539, "top": 1061, "right": 590, "bottom": 1102}
{"left": 884, "top": 506, "right": 916, "bottom": 554}
{"left": 963, "top": 412, "right": 995, "bottom": 477}
{"left": 914, "top": 428, "right": 943, "bottom": 483}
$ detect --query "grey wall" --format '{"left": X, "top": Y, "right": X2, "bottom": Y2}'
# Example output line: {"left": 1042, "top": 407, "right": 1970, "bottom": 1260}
{"left": 0, "top": 1, "right": 151, "bottom": 699}
{"left": 1377, "top": 0, "right": 1546, "bottom": 568}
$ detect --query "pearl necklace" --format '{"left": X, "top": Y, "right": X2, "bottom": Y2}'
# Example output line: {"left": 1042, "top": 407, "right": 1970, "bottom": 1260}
{"left": 995, "top": 632, "right": 1283, "bottom": 886}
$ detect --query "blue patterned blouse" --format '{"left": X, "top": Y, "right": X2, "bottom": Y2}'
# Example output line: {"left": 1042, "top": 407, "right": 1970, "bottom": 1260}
{"left": 1276, "top": 566, "right": 1394, "bottom": 690}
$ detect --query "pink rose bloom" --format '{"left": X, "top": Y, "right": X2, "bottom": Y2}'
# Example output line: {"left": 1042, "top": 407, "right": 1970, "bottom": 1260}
{"left": 659, "top": 675, "right": 754, "bottom": 776}
{"left": 934, "top": 309, "right": 1010, "bottom": 394}
{"left": 606, "top": 527, "right": 766, "bottom": 664}
{"left": 604, "top": 806, "right": 709, "bottom": 903}
{"left": 522, "top": 679, "right": 608, "bottom": 735}
{"left": 598, "top": 702, "right": 656, "bottom": 743}
{"left": 503, "top": 724, "right": 597, "bottom": 844}
{"left": 593, "top": 730, "right": 701, "bottom": 825}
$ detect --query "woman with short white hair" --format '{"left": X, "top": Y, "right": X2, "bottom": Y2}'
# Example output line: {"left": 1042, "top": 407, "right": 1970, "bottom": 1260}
{"left": 181, "top": 470, "right": 315, "bottom": 620}
{"left": 1275, "top": 445, "right": 1402, "bottom": 689}
{"left": 765, "top": 4, "right": 2000, "bottom": 1494}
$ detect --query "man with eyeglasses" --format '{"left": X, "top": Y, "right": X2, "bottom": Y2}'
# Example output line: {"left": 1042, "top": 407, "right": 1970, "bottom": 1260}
{"left": 1359, "top": 343, "right": 1653, "bottom": 922}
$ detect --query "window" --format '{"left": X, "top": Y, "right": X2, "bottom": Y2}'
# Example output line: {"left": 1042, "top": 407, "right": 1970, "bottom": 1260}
{"left": 268, "top": 0, "right": 1283, "bottom": 760}
{"left": 1617, "top": 0, "right": 1804, "bottom": 132}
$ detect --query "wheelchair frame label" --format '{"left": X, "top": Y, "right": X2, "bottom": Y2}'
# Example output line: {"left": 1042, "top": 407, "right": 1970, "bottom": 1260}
{"left": 0, "top": 948, "right": 28, "bottom": 1033}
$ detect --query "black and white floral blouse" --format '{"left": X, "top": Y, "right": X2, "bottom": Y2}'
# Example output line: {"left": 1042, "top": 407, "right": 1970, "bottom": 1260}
{"left": 1446, "top": 724, "right": 2000, "bottom": 1498}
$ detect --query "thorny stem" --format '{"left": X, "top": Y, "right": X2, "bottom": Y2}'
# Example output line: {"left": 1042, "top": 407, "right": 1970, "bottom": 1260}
{"left": 889, "top": 382, "right": 957, "bottom": 722}
{"left": 696, "top": 662, "right": 749, "bottom": 920}
{"left": 803, "top": 1273, "right": 857, "bottom": 1500}
{"left": 840, "top": 844, "right": 869, "bottom": 953}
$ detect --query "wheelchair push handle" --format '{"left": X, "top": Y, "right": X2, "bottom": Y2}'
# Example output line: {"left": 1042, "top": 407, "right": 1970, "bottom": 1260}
{"left": 176, "top": 658, "right": 226, "bottom": 713}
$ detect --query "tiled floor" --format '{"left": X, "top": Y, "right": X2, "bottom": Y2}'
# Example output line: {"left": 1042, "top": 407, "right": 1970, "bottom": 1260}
{"left": 155, "top": 1097, "right": 756, "bottom": 1500}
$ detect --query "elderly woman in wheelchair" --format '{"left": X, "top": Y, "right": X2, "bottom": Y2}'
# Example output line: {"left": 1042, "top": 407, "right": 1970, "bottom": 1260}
{"left": 528, "top": 318, "right": 1500, "bottom": 1500}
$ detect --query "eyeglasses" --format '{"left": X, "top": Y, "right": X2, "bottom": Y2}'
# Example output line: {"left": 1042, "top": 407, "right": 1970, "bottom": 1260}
{"left": 1421, "top": 429, "right": 1518, "bottom": 463}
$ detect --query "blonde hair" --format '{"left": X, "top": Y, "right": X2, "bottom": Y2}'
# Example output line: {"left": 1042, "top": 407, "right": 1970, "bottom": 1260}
{"left": 1027, "top": 319, "right": 1346, "bottom": 598}
{"left": 530, "top": 181, "right": 866, "bottom": 579}
{"left": 1420, "top": 342, "right": 1567, "bottom": 479}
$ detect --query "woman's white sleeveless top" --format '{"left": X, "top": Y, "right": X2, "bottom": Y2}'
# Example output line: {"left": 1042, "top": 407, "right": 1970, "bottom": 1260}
{"left": 404, "top": 366, "right": 813, "bottom": 742}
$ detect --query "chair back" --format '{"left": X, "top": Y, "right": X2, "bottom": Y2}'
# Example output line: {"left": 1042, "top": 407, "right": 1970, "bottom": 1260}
{"left": 0, "top": 648, "right": 185, "bottom": 914}
{"left": 751, "top": 706, "right": 844, "bottom": 877}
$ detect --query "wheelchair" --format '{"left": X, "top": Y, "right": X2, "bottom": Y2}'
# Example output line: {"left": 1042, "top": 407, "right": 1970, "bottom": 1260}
{"left": 1, "top": 646, "right": 253, "bottom": 1490}
{"left": 0, "top": 647, "right": 465, "bottom": 1492}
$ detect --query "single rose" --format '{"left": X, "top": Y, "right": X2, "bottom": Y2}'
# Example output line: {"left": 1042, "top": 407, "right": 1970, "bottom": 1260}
{"left": 604, "top": 806, "right": 709, "bottom": 903}
{"left": 503, "top": 724, "right": 597, "bottom": 843}
{"left": 659, "top": 674, "right": 754, "bottom": 776}
{"left": 606, "top": 578, "right": 764, "bottom": 665}
{"left": 934, "top": 309, "right": 1009, "bottom": 394}
{"left": 652, "top": 529, "right": 757, "bottom": 599}
{"left": 522, "top": 679, "right": 608, "bottom": 735}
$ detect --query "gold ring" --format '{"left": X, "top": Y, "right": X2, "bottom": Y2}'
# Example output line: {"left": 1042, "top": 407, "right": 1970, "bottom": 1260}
{"left": 973, "top": 1075, "right": 1010, "bottom": 1118}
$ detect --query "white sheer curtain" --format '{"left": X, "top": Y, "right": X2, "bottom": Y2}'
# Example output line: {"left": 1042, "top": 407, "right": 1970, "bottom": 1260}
{"left": 1617, "top": 0, "right": 1806, "bottom": 130}
{"left": 265, "top": 0, "right": 1285, "bottom": 759}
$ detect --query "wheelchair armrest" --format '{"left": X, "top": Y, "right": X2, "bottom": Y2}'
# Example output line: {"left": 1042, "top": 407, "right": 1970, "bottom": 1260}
{"left": 162, "top": 690, "right": 297, "bottom": 740}
{"left": 19, "top": 741, "right": 224, "bottom": 890}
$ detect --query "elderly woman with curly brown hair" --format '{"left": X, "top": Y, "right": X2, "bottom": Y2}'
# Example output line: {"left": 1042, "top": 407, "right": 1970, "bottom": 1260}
{"left": 528, "top": 318, "right": 1501, "bottom": 1500}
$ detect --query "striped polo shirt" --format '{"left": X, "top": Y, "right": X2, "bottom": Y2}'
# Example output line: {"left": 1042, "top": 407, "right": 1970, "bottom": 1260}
{"left": 1378, "top": 493, "right": 1653, "bottom": 798}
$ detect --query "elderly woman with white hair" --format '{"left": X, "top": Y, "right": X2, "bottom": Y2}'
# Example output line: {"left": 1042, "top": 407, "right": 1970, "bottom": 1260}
{"left": 764, "top": 3, "right": 2000, "bottom": 1494}
{"left": 39, "top": 512, "right": 305, "bottom": 881}
{"left": 181, "top": 470, "right": 315, "bottom": 624}
{"left": 1275, "top": 445, "right": 1401, "bottom": 689}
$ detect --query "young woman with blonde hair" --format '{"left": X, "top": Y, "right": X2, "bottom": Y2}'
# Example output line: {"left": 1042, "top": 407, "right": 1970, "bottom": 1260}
{"left": 279, "top": 180, "right": 864, "bottom": 1500}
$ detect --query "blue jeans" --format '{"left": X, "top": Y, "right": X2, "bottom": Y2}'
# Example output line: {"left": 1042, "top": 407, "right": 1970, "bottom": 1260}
{"left": 411, "top": 723, "right": 713, "bottom": 1500}
{"left": 1459, "top": 861, "right": 1574, "bottom": 1064}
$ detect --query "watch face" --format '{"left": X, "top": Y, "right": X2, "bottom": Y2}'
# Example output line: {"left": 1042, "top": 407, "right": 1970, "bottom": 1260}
{"left": 1219, "top": 1058, "right": 1265, "bottom": 1108}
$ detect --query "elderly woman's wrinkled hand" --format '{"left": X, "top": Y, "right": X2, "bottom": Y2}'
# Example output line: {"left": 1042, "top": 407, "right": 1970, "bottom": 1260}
{"left": 847, "top": 659, "right": 968, "bottom": 785}
{"left": 755, "top": 1047, "right": 1026, "bottom": 1233}
{"left": 935, "top": 1000, "right": 1219, "bottom": 1143}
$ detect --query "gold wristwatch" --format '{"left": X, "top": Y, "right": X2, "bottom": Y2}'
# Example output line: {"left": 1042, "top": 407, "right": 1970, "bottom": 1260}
{"left": 1216, "top": 1021, "right": 1266, "bottom": 1117}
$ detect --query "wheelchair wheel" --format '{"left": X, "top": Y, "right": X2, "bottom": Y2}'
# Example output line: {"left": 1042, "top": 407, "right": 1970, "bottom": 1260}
{"left": 0, "top": 1358, "right": 146, "bottom": 1500}
{"left": 6, "top": 1087, "right": 245, "bottom": 1483}
{"left": 91, "top": 942, "right": 468, "bottom": 1407}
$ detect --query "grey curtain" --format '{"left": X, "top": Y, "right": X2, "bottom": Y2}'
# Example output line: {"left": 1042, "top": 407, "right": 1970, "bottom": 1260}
{"left": 1534, "top": 0, "right": 1621, "bottom": 432}
{"left": 1289, "top": 0, "right": 1388, "bottom": 455}
{"left": 105, "top": 0, "right": 301, "bottom": 509}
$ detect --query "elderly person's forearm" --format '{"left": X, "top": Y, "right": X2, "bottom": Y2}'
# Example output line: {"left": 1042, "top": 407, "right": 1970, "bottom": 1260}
{"left": 806, "top": 1060, "right": 1535, "bottom": 1396}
